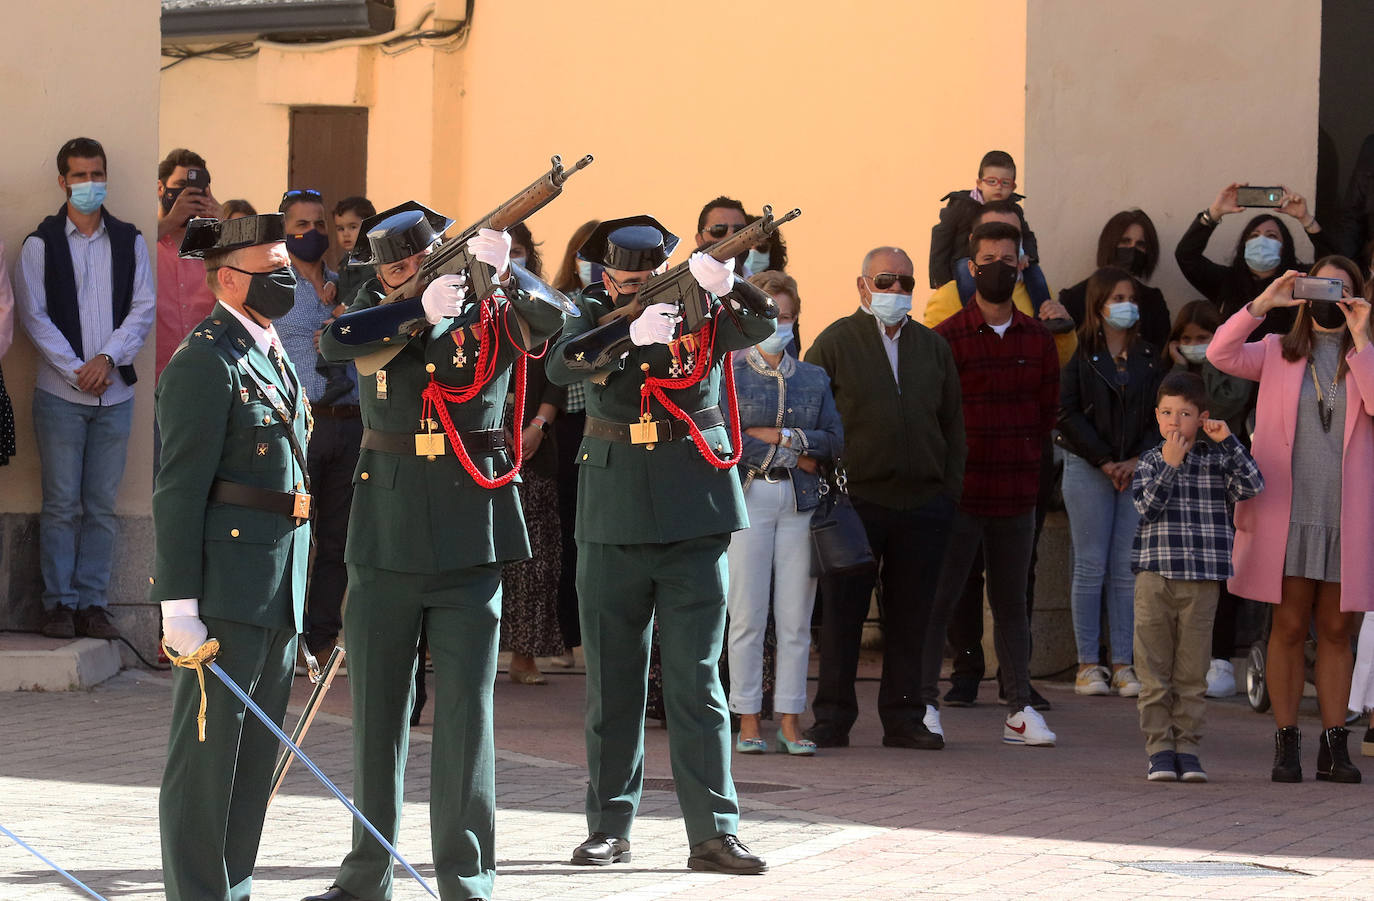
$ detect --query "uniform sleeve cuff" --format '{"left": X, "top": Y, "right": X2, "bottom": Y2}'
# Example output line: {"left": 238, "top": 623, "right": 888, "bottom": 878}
{"left": 161, "top": 598, "right": 199, "bottom": 618}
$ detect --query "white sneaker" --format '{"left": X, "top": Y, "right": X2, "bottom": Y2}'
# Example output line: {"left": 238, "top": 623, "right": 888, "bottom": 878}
{"left": 1075, "top": 665, "right": 1111, "bottom": 696}
{"left": 1004, "top": 706, "right": 1056, "bottom": 747}
{"left": 924, "top": 705, "right": 944, "bottom": 738}
{"left": 1112, "top": 666, "right": 1142, "bottom": 698}
{"left": 1205, "top": 659, "right": 1237, "bottom": 698}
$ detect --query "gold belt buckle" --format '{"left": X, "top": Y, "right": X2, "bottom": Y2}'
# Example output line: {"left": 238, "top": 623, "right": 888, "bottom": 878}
{"left": 629, "top": 413, "right": 660, "bottom": 448}
{"left": 293, "top": 492, "right": 313, "bottom": 519}
{"left": 415, "top": 433, "right": 445, "bottom": 456}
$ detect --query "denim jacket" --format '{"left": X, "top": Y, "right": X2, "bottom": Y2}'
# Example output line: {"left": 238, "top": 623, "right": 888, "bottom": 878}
{"left": 731, "top": 347, "right": 844, "bottom": 511}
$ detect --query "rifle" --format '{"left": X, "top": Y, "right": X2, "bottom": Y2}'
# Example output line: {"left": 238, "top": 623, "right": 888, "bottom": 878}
{"left": 355, "top": 153, "right": 593, "bottom": 376}
{"left": 597, "top": 204, "right": 801, "bottom": 332}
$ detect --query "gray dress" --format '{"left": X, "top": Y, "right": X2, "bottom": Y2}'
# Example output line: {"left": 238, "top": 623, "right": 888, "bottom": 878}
{"left": 1285, "top": 330, "right": 1345, "bottom": 581}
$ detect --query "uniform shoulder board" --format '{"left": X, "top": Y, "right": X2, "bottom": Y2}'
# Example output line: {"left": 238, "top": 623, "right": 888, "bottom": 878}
{"left": 171, "top": 315, "right": 232, "bottom": 360}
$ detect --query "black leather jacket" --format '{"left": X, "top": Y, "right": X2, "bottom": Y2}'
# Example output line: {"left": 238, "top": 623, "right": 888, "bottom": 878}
{"left": 1055, "top": 336, "right": 1164, "bottom": 466}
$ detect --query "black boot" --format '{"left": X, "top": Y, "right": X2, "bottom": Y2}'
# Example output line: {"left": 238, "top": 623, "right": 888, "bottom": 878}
{"left": 1271, "top": 726, "right": 1302, "bottom": 783}
{"left": 1316, "top": 726, "right": 1362, "bottom": 783}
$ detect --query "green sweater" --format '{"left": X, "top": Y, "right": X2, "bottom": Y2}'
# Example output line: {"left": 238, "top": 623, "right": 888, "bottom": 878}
{"left": 804, "top": 310, "right": 965, "bottom": 510}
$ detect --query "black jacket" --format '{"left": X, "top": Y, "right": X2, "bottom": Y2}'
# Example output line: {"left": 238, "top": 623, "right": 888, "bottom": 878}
{"left": 928, "top": 189, "right": 1040, "bottom": 288}
{"left": 1056, "top": 336, "right": 1164, "bottom": 466}
{"left": 1058, "top": 279, "right": 1170, "bottom": 353}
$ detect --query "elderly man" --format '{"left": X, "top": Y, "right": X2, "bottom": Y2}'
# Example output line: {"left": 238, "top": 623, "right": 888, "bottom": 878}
{"left": 803, "top": 246, "right": 966, "bottom": 750}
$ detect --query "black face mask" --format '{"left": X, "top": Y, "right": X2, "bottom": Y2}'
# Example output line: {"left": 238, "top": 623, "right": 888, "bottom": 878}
{"left": 1114, "top": 245, "right": 1149, "bottom": 277}
{"left": 972, "top": 260, "right": 1018, "bottom": 304}
{"left": 1309, "top": 300, "right": 1346, "bottom": 330}
{"left": 227, "top": 265, "right": 298, "bottom": 320}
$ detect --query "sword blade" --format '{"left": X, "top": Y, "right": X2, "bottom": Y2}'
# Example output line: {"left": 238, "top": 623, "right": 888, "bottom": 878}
{"left": 204, "top": 660, "right": 437, "bottom": 898}
{"left": 267, "top": 645, "right": 345, "bottom": 807}
{"left": 0, "top": 822, "right": 110, "bottom": 901}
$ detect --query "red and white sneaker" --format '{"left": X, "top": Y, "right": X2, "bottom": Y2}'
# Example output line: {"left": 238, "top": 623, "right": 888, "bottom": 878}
{"left": 1003, "top": 706, "right": 1056, "bottom": 747}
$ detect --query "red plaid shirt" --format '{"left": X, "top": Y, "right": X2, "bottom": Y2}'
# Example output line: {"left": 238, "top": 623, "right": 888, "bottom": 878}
{"left": 934, "top": 303, "right": 1059, "bottom": 516}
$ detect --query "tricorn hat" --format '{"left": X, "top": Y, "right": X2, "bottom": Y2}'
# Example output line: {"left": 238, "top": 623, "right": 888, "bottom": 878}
{"left": 577, "top": 215, "right": 678, "bottom": 272}
{"left": 350, "top": 201, "right": 455, "bottom": 266}
{"left": 179, "top": 214, "right": 285, "bottom": 260}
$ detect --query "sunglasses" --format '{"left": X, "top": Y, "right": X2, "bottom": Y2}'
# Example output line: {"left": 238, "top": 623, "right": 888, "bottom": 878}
{"left": 704, "top": 222, "right": 746, "bottom": 239}
{"left": 281, "top": 188, "right": 323, "bottom": 202}
{"left": 868, "top": 272, "right": 916, "bottom": 292}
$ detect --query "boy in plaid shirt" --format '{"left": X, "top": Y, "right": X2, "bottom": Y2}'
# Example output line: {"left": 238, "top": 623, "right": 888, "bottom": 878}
{"left": 1131, "top": 371, "right": 1264, "bottom": 782}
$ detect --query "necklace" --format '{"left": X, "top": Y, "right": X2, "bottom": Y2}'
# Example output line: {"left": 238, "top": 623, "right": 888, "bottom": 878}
{"left": 1308, "top": 359, "right": 1338, "bottom": 433}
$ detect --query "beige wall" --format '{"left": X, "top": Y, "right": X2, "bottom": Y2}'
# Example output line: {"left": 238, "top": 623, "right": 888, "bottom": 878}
{"left": 161, "top": 0, "right": 1030, "bottom": 340}
{"left": 1025, "top": 0, "right": 1322, "bottom": 313}
{"left": 0, "top": 0, "right": 161, "bottom": 515}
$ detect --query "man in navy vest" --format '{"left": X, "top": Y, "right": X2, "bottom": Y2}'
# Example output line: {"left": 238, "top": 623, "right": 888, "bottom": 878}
{"left": 14, "top": 136, "right": 155, "bottom": 640}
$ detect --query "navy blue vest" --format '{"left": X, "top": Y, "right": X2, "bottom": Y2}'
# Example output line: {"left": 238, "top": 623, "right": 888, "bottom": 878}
{"left": 27, "top": 205, "right": 139, "bottom": 385}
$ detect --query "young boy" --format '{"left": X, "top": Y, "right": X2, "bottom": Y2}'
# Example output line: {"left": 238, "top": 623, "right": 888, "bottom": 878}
{"left": 929, "top": 150, "right": 1047, "bottom": 308}
{"left": 1131, "top": 371, "right": 1264, "bottom": 782}
{"left": 333, "top": 195, "right": 376, "bottom": 307}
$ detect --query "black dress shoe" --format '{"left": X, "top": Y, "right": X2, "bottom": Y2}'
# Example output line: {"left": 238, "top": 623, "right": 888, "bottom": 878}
{"left": 943, "top": 680, "right": 979, "bottom": 707}
{"left": 301, "top": 886, "right": 360, "bottom": 901}
{"left": 571, "top": 832, "right": 631, "bottom": 865}
{"left": 882, "top": 724, "right": 944, "bottom": 750}
{"left": 802, "top": 724, "right": 849, "bottom": 748}
{"left": 688, "top": 834, "right": 767, "bottom": 874}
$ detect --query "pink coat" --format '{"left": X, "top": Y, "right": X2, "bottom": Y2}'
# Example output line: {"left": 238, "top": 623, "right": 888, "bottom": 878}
{"left": 1208, "top": 306, "right": 1374, "bottom": 610}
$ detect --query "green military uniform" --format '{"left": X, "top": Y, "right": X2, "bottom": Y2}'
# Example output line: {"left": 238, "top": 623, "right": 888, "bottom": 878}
{"left": 318, "top": 268, "right": 564, "bottom": 901}
{"left": 155, "top": 302, "right": 311, "bottom": 901}
{"left": 546, "top": 278, "right": 774, "bottom": 847}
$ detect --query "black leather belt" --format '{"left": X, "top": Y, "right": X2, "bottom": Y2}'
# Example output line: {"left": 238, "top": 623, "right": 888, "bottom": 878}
{"left": 360, "top": 427, "right": 506, "bottom": 455}
{"left": 584, "top": 406, "right": 725, "bottom": 444}
{"left": 761, "top": 467, "right": 791, "bottom": 482}
{"left": 312, "top": 404, "right": 360, "bottom": 420}
{"left": 210, "top": 479, "right": 312, "bottom": 522}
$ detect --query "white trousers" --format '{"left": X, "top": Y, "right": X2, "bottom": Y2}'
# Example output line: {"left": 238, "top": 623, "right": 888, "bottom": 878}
{"left": 725, "top": 477, "right": 818, "bottom": 715}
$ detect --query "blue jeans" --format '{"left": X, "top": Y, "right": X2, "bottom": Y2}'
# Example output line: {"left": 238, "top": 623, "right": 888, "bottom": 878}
{"left": 1061, "top": 452, "right": 1138, "bottom": 664}
{"left": 31, "top": 389, "right": 134, "bottom": 611}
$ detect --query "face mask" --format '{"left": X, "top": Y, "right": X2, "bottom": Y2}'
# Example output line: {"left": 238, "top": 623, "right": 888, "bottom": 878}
{"left": 576, "top": 259, "right": 594, "bottom": 287}
{"left": 67, "top": 181, "right": 107, "bottom": 214}
{"left": 286, "top": 229, "right": 330, "bottom": 263}
{"left": 1244, "top": 235, "right": 1283, "bottom": 272}
{"left": 745, "top": 248, "right": 772, "bottom": 276}
{"left": 868, "top": 292, "right": 912, "bottom": 326}
{"left": 228, "top": 265, "right": 298, "bottom": 320}
{"left": 758, "top": 322, "right": 794, "bottom": 355}
{"left": 1103, "top": 301, "right": 1140, "bottom": 329}
{"left": 1114, "top": 245, "right": 1149, "bottom": 277}
{"left": 1178, "top": 342, "right": 1210, "bottom": 364}
{"left": 973, "top": 260, "right": 1018, "bottom": 304}
{"left": 1309, "top": 301, "right": 1347, "bottom": 330}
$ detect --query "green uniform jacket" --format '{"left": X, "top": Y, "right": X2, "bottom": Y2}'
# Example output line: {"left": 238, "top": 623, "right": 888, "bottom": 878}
{"left": 320, "top": 274, "right": 565, "bottom": 573}
{"left": 546, "top": 282, "right": 775, "bottom": 545}
{"left": 150, "top": 303, "right": 311, "bottom": 633}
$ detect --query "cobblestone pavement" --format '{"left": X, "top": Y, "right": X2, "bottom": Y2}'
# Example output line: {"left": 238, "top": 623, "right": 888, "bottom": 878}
{"left": 2, "top": 664, "right": 1372, "bottom": 900}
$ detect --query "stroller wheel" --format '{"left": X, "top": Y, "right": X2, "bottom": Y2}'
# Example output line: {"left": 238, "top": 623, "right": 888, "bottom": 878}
{"left": 1247, "top": 640, "right": 1270, "bottom": 713}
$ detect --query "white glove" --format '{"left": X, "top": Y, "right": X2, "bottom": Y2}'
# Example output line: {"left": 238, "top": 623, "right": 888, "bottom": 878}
{"left": 629, "top": 302, "right": 682, "bottom": 346}
{"left": 161, "top": 599, "right": 209, "bottom": 657}
{"left": 468, "top": 227, "right": 512, "bottom": 282}
{"left": 688, "top": 252, "right": 735, "bottom": 296}
{"left": 421, "top": 273, "right": 469, "bottom": 324}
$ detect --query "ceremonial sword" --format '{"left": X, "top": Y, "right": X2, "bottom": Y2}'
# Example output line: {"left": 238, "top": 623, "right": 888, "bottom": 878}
{"left": 268, "top": 644, "right": 346, "bottom": 807}
{"left": 0, "top": 822, "right": 110, "bottom": 901}
{"left": 167, "top": 640, "right": 437, "bottom": 898}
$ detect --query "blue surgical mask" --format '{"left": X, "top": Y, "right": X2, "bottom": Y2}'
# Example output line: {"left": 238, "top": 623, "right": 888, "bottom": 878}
{"left": 576, "top": 259, "right": 594, "bottom": 287}
{"left": 745, "top": 248, "right": 772, "bottom": 276}
{"left": 68, "top": 181, "right": 107, "bottom": 214}
{"left": 1244, "top": 235, "right": 1282, "bottom": 272}
{"left": 868, "top": 292, "right": 912, "bottom": 326}
{"left": 1104, "top": 301, "right": 1140, "bottom": 329}
{"left": 758, "top": 322, "right": 794, "bottom": 355}
{"left": 1178, "top": 342, "right": 1210, "bottom": 364}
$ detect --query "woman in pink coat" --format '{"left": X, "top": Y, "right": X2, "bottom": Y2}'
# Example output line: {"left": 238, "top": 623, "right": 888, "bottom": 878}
{"left": 1208, "top": 259, "right": 1374, "bottom": 784}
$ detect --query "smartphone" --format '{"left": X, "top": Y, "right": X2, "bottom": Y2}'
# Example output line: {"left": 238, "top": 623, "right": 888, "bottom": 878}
{"left": 1236, "top": 186, "right": 1284, "bottom": 208}
{"left": 183, "top": 166, "right": 209, "bottom": 190}
{"left": 1293, "top": 276, "right": 1345, "bottom": 302}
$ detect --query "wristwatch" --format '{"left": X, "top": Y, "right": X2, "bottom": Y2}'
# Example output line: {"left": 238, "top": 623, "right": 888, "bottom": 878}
{"left": 531, "top": 415, "right": 549, "bottom": 433}
{"left": 99, "top": 353, "right": 115, "bottom": 368}
{"left": 780, "top": 427, "right": 794, "bottom": 448}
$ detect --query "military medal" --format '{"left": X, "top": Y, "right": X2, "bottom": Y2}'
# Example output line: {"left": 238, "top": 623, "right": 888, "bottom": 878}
{"left": 375, "top": 369, "right": 388, "bottom": 400}
{"left": 239, "top": 387, "right": 250, "bottom": 404}
{"left": 452, "top": 329, "right": 468, "bottom": 368}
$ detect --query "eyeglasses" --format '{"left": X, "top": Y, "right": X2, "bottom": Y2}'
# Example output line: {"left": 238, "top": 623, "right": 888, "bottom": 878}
{"left": 281, "top": 188, "right": 323, "bottom": 202}
{"left": 979, "top": 176, "right": 1016, "bottom": 189}
{"left": 867, "top": 272, "right": 916, "bottom": 292}
{"left": 704, "top": 222, "right": 746, "bottom": 239}
{"left": 605, "top": 272, "right": 648, "bottom": 293}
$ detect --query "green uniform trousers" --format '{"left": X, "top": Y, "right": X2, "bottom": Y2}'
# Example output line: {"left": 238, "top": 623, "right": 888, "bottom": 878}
{"left": 577, "top": 534, "right": 740, "bottom": 846}
{"left": 160, "top": 617, "right": 296, "bottom": 901}
{"left": 336, "top": 563, "right": 501, "bottom": 901}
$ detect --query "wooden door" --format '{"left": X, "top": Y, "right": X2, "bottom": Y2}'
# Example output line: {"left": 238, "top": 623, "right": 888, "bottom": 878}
{"left": 288, "top": 106, "right": 368, "bottom": 268}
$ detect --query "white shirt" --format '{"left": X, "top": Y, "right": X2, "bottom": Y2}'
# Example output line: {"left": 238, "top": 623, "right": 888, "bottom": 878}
{"left": 862, "top": 305, "right": 908, "bottom": 387}
{"left": 221, "top": 301, "right": 279, "bottom": 357}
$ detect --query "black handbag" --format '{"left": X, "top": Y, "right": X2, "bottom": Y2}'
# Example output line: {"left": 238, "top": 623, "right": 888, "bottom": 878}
{"left": 809, "top": 460, "right": 876, "bottom": 577}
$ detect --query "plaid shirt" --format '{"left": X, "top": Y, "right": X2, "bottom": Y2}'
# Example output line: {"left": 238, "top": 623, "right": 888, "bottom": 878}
{"left": 1131, "top": 435, "right": 1264, "bottom": 580}
{"left": 934, "top": 303, "right": 1059, "bottom": 516}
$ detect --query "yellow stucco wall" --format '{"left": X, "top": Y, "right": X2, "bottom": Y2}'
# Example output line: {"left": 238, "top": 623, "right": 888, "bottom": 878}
{"left": 1025, "top": 0, "right": 1322, "bottom": 312}
{"left": 0, "top": 0, "right": 160, "bottom": 515}
{"left": 160, "top": 0, "right": 1029, "bottom": 338}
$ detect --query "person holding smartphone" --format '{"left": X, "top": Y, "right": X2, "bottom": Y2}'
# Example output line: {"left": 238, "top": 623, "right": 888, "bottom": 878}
{"left": 155, "top": 149, "right": 222, "bottom": 381}
{"left": 1207, "top": 257, "right": 1374, "bottom": 784}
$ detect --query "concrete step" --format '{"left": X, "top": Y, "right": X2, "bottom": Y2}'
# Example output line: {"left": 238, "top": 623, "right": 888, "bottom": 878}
{"left": 0, "top": 632, "right": 122, "bottom": 691}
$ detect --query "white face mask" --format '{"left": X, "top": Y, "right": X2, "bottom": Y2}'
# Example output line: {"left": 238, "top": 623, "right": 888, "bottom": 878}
{"left": 745, "top": 248, "right": 771, "bottom": 276}
{"left": 1178, "top": 342, "right": 1210, "bottom": 364}
{"left": 758, "top": 322, "right": 794, "bottom": 354}
{"left": 867, "top": 292, "right": 912, "bottom": 326}
{"left": 576, "top": 259, "right": 594, "bottom": 287}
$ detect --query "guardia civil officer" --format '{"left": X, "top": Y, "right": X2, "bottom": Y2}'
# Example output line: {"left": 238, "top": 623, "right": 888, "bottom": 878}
{"left": 546, "top": 216, "right": 776, "bottom": 874}
{"left": 302, "top": 204, "right": 569, "bottom": 901}
{"left": 155, "top": 214, "right": 312, "bottom": 901}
